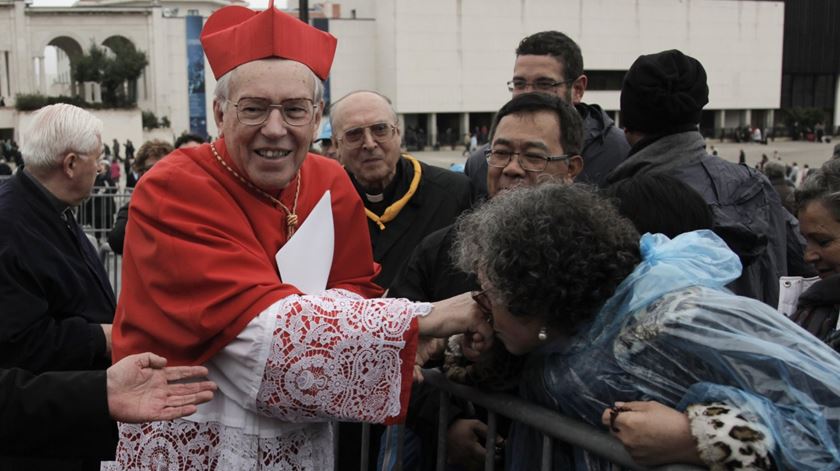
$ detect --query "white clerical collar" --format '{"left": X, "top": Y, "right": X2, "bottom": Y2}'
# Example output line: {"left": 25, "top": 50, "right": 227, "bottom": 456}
{"left": 365, "top": 193, "right": 384, "bottom": 203}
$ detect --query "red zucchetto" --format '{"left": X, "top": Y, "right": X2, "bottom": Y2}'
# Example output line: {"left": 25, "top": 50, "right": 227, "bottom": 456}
{"left": 200, "top": 0, "right": 337, "bottom": 80}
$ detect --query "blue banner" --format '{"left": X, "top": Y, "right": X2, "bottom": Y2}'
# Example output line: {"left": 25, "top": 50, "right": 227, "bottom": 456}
{"left": 313, "top": 18, "right": 331, "bottom": 107}
{"left": 186, "top": 15, "right": 207, "bottom": 138}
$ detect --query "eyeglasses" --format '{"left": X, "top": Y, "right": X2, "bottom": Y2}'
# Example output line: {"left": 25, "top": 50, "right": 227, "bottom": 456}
{"left": 472, "top": 289, "right": 494, "bottom": 326}
{"left": 338, "top": 122, "right": 398, "bottom": 149}
{"left": 506, "top": 79, "right": 573, "bottom": 92}
{"left": 228, "top": 97, "right": 316, "bottom": 127}
{"left": 485, "top": 148, "right": 572, "bottom": 173}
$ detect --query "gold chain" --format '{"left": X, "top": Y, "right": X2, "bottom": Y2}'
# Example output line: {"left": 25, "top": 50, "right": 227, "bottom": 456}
{"left": 210, "top": 140, "right": 301, "bottom": 237}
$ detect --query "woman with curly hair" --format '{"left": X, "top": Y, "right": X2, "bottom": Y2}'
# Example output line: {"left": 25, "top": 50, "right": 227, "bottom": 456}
{"left": 453, "top": 182, "right": 840, "bottom": 470}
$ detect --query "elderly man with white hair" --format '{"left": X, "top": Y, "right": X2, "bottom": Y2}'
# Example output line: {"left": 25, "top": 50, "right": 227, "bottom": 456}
{"left": 0, "top": 103, "right": 116, "bottom": 470}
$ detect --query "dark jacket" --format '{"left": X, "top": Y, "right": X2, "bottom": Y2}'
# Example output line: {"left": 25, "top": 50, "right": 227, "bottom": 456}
{"left": 0, "top": 173, "right": 115, "bottom": 372}
{"left": 792, "top": 274, "right": 840, "bottom": 345}
{"left": 464, "top": 102, "right": 629, "bottom": 198}
{"left": 606, "top": 130, "right": 795, "bottom": 306}
{"left": 0, "top": 173, "right": 116, "bottom": 470}
{"left": 351, "top": 156, "right": 473, "bottom": 289}
{"left": 389, "top": 224, "right": 476, "bottom": 301}
{"left": 108, "top": 203, "right": 129, "bottom": 254}
{"left": 0, "top": 368, "right": 117, "bottom": 460}
{"left": 769, "top": 175, "right": 796, "bottom": 214}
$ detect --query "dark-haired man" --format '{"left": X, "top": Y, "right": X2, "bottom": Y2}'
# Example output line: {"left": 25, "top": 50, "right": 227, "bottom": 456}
{"left": 383, "top": 93, "right": 583, "bottom": 470}
{"left": 464, "top": 30, "right": 627, "bottom": 197}
{"left": 607, "top": 49, "right": 802, "bottom": 306}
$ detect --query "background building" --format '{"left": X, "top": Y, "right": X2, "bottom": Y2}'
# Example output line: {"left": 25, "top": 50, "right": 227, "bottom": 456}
{"left": 3, "top": 0, "right": 836, "bottom": 149}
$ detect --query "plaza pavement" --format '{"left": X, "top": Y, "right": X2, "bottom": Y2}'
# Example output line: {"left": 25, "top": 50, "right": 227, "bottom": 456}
{"left": 412, "top": 138, "right": 839, "bottom": 172}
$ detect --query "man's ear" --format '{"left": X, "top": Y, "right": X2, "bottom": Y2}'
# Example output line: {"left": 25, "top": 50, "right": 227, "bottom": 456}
{"left": 567, "top": 154, "right": 584, "bottom": 181}
{"left": 311, "top": 100, "right": 324, "bottom": 142}
{"left": 571, "top": 74, "right": 587, "bottom": 104}
{"left": 213, "top": 99, "right": 226, "bottom": 132}
{"left": 62, "top": 152, "right": 78, "bottom": 178}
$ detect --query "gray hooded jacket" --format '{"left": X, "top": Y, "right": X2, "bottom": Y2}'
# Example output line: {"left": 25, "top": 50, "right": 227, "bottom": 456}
{"left": 606, "top": 130, "right": 794, "bottom": 306}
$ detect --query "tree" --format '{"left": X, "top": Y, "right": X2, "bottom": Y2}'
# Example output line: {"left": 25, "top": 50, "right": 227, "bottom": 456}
{"left": 71, "top": 43, "right": 148, "bottom": 108}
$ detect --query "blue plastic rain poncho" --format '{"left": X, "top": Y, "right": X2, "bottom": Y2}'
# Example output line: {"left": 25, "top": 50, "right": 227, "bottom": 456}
{"left": 515, "top": 230, "right": 840, "bottom": 470}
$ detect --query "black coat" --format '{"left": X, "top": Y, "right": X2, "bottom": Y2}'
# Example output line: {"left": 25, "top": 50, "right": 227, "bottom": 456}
{"left": 792, "top": 274, "right": 840, "bottom": 345}
{"left": 352, "top": 157, "right": 473, "bottom": 289}
{"left": 0, "top": 173, "right": 115, "bottom": 373}
{"left": 389, "top": 224, "right": 477, "bottom": 302}
{"left": 108, "top": 203, "right": 129, "bottom": 255}
{"left": 0, "top": 368, "right": 117, "bottom": 460}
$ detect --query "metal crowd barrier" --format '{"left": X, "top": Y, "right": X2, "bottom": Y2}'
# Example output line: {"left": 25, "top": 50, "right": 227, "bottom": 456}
{"left": 358, "top": 369, "right": 704, "bottom": 471}
{"left": 98, "top": 242, "right": 122, "bottom": 297}
{"left": 77, "top": 185, "right": 133, "bottom": 243}
{"left": 75, "top": 186, "right": 132, "bottom": 296}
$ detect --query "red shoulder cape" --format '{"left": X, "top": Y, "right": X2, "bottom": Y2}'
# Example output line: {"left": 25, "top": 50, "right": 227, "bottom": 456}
{"left": 112, "top": 140, "right": 384, "bottom": 365}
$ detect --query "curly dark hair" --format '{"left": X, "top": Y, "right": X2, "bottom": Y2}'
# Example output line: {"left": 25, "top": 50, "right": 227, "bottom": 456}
{"left": 132, "top": 139, "right": 174, "bottom": 174}
{"left": 515, "top": 31, "right": 584, "bottom": 82}
{"left": 795, "top": 158, "right": 840, "bottom": 221}
{"left": 452, "top": 183, "right": 641, "bottom": 333}
{"left": 488, "top": 92, "right": 583, "bottom": 156}
{"left": 174, "top": 133, "right": 206, "bottom": 149}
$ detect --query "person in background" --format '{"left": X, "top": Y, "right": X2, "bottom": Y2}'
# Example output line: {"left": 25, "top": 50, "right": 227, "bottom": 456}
{"left": 174, "top": 132, "right": 207, "bottom": 149}
{"left": 607, "top": 49, "right": 797, "bottom": 307}
{"left": 331, "top": 90, "right": 473, "bottom": 289}
{"left": 2, "top": 352, "right": 216, "bottom": 459}
{"left": 123, "top": 139, "right": 136, "bottom": 187}
{"left": 313, "top": 120, "right": 337, "bottom": 159}
{"left": 453, "top": 182, "right": 840, "bottom": 470}
{"left": 107, "top": 139, "right": 174, "bottom": 254}
{"left": 778, "top": 159, "right": 840, "bottom": 350}
{"left": 763, "top": 161, "right": 795, "bottom": 214}
{"left": 464, "top": 31, "right": 628, "bottom": 196}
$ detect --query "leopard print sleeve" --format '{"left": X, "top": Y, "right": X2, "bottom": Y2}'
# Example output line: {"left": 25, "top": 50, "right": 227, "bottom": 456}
{"left": 687, "top": 403, "right": 775, "bottom": 470}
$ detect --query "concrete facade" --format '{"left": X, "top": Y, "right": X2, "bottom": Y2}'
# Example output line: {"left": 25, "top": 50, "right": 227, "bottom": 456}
{"left": 0, "top": 0, "right": 222, "bottom": 141}
{"left": 326, "top": 0, "right": 784, "bottom": 145}
{"left": 0, "top": 0, "right": 784, "bottom": 144}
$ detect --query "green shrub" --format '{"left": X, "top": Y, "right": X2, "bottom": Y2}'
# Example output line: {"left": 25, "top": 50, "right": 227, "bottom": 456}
{"left": 142, "top": 110, "right": 159, "bottom": 129}
{"left": 14, "top": 94, "right": 105, "bottom": 111}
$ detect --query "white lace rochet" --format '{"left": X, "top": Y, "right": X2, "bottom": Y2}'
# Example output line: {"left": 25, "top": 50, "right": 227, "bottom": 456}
{"left": 106, "top": 289, "right": 431, "bottom": 470}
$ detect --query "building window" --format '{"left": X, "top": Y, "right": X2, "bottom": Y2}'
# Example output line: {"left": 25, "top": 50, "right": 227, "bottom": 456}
{"left": 586, "top": 70, "right": 626, "bottom": 91}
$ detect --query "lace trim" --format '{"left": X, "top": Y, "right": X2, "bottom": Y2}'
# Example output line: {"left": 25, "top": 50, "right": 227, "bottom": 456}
{"left": 257, "top": 291, "right": 425, "bottom": 423}
{"left": 105, "top": 420, "right": 332, "bottom": 470}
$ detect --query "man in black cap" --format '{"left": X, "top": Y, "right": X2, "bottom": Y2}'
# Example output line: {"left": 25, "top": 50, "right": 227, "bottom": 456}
{"left": 606, "top": 49, "right": 803, "bottom": 307}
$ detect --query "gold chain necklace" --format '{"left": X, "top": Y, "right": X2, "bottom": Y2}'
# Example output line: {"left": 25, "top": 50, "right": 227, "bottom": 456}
{"left": 210, "top": 140, "right": 301, "bottom": 238}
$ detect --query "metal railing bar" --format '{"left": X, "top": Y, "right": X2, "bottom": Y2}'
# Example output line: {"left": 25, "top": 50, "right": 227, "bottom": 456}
{"left": 436, "top": 388, "right": 448, "bottom": 471}
{"left": 540, "top": 434, "right": 552, "bottom": 471}
{"left": 421, "top": 369, "right": 702, "bottom": 471}
{"left": 360, "top": 422, "right": 371, "bottom": 471}
{"left": 332, "top": 421, "right": 340, "bottom": 471}
{"left": 484, "top": 410, "right": 497, "bottom": 471}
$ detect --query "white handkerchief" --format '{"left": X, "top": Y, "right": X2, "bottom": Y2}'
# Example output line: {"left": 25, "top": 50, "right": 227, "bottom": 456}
{"left": 275, "top": 191, "right": 334, "bottom": 294}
